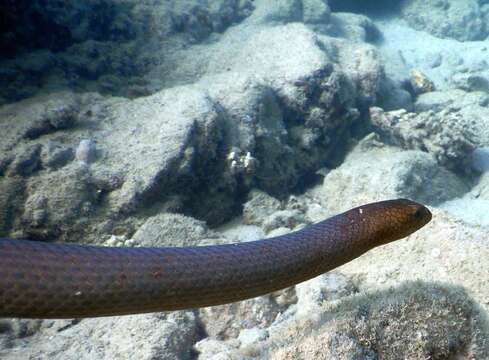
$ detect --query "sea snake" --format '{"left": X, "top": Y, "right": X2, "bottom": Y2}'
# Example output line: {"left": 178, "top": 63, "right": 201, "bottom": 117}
{"left": 0, "top": 199, "right": 431, "bottom": 319}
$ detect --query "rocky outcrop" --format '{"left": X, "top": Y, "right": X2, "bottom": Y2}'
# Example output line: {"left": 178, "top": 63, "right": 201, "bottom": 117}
{"left": 0, "top": 312, "right": 198, "bottom": 360}
{"left": 369, "top": 107, "right": 476, "bottom": 174}
{"left": 400, "top": 0, "right": 488, "bottom": 41}
{"left": 307, "top": 135, "right": 467, "bottom": 220}
{"left": 0, "top": 3, "right": 385, "bottom": 239}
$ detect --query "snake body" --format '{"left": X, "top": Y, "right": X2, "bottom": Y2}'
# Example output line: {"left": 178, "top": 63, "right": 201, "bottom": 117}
{"left": 0, "top": 199, "right": 431, "bottom": 319}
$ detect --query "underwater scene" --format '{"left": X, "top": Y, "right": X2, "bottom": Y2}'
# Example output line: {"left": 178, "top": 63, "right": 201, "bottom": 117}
{"left": 1, "top": 0, "right": 489, "bottom": 358}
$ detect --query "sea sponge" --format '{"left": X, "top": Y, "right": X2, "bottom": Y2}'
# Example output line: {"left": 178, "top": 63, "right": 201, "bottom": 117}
{"left": 75, "top": 139, "right": 97, "bottom": 165}
{"left": 410, "top": 68, "right": 435, "bottom": 95}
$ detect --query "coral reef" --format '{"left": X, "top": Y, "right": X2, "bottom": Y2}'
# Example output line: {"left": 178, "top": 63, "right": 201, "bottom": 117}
{"left": 370, "top": 107, "right": 476, "bottom": 173}
{"left": 0, "top": 7, "right": 384, "bottom": 237}
{"left": 267, "top": 283, "right": 489, "bottom": 359}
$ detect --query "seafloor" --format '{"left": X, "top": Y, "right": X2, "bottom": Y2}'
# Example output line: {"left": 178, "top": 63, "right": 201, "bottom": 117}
{"left": 1, "top": 0, "right": 489, "bottom": 358}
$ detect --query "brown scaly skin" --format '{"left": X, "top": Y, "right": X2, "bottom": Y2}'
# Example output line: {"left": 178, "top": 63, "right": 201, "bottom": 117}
{"left": 0, "top": 199, "right": 431, "bottom": 319}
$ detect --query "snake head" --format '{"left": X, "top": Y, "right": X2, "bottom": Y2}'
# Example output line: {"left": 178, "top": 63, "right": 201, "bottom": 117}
{"left": 346, "top": 198, "right": 432, "bottom": 248}
{"left": 368, "top": 198, "right": 432, "bottom": 245}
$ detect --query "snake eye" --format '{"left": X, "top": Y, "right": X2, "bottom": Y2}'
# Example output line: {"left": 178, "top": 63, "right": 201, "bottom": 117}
{"left": 413, "top": 206, "right": 427, "bottom": 221}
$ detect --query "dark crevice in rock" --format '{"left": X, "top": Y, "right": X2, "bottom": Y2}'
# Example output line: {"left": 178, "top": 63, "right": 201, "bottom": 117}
{"left": 0, "top": 0, "right": 137, "bottom": 58}
{"left": 127, "top": 106, "right": 239, "bottom": 226}
{"left": 0, "top": 177, "right": 26, "bottom": 237}
{"left": 181, "top": 112, "right": 244, "bottom": 226}
{"left": 9, "top": 145, "right": 43, "bottom": 177}
{"left": 329, "top": 0, "right": 403, "bottom": 17}
{"left": 253, "top": 70, "right": 361, "bottom": 198}
{"left": 0, "top": 1, "right": 254, "bottom": 104}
